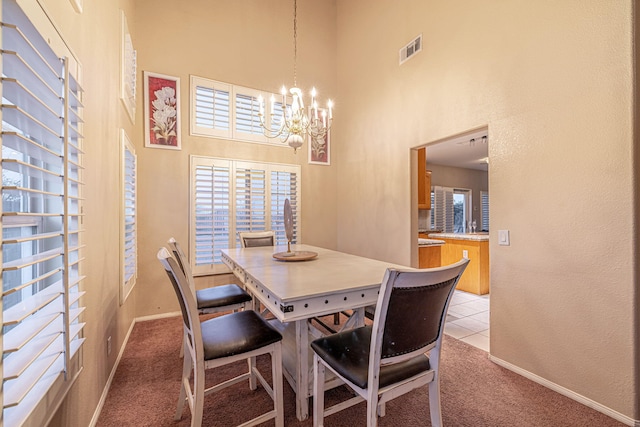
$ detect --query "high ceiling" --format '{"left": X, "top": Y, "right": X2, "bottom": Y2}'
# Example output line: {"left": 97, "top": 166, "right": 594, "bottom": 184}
{"left": 425, "top": 129, "right": 488, "bottom": 171}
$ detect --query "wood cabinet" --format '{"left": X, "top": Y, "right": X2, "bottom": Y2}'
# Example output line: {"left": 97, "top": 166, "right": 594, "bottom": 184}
{"left": 417, "top": 148, "right": 431, "bottom": 210}
{"left": 419, "top": 245, "right": 441, "bottom": 268}
{"left": 439, "top": 238, "right": 489, "bottom": 295}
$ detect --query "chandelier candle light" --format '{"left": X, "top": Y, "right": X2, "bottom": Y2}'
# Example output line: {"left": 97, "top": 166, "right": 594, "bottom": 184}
{"left": 257, "top": 0, "right": 333, "bottom": 152}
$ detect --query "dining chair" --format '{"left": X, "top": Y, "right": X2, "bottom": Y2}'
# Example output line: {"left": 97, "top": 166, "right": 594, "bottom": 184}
{"left": 310, "top": 258, "right": 469, "bottom": 427}
{"left": 168, "top": 237, "right": 252, "bottom": 315}
{"left": 238, "top": 230, "right": 276, "bottom": 248}
{"left": 157, "top": 247, "right": 284, "bottom": 427}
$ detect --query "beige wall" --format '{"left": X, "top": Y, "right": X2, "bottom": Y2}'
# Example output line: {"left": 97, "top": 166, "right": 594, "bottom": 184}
{"left": 335, "top": 0, "right": 637, "bottom": 422}
{"left": 18, "top": 0, "right": 637, "bottom": 424}
{"left": 132, "top": 0, "right": 338, "bottom": 319}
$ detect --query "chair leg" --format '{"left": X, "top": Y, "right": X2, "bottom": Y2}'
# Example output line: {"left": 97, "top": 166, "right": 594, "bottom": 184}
{"left": 175, "top": 347, "right": 191, "bottom": 420}
{"left": 366, "top": 392, "right": 379, "bottom": 427}
{"left": 192, "top": 360, "right": 205, "bottom": 427}
{"left": 313, "top": 355, "right": 326, "bottom": 427}
{"left": 428, "top": 376, "right": 443, "bottom": 427}
{"left": 272, "top": 344, "right": 284, "bottom": 427}
{"left": 248, "top": 356, "right": 257, "bottom": 390}
{"left": 333, "top": 312, "right": 340, "bottom": 325}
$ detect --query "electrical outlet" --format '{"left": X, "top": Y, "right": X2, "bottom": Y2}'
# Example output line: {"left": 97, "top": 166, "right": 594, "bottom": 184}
{"left": 107, "top": 336, "right": 112, "bottom": 356}
{"left": 462, "top": 250, "right": 469, "bottom": 259}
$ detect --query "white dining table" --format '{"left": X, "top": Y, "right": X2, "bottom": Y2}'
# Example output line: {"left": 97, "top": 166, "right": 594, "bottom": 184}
{"left": 221, "top": 244, "right": 410, "bottom": 421}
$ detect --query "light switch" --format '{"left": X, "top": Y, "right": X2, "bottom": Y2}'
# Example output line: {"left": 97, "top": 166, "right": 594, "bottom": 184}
{"left": 498, "top": 230, "right": 510, "bottom": 246}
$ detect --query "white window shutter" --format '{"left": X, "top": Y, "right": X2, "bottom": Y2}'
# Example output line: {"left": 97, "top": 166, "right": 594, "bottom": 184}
{"left": 481, "top": 191, "right": 489, "bottom": 231}
{"left": 191, "top": 157, "right": 232, "bottom": 275}
{"left": 190, "top": 156, "right": 300, "bottom": 275}
{"left": 2, "top": 1, "right": 85, "bottom": 424}
{"left": 190, "top": 75, "right": 231, "bottom": 139}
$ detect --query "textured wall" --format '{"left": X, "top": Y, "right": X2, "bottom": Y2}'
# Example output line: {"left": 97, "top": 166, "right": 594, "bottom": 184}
{"left": 132, "top": 0, "right": 338, "bottom": 318}
{"left": 334, "top": 0, "right": 636, "bottom": 421}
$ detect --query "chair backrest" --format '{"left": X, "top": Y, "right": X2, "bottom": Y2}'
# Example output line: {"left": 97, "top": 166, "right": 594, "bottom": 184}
{"left": 371, "top": 258, "right": 469, "bottom": 366}
{"left": 238, "top": 230, "right": 275, "bottom": 248}
{"left": 157, "top": 247, "right": 202, "bottom": 360}
{"left": 167, "top": 238, "right": 196, "bottom": 296}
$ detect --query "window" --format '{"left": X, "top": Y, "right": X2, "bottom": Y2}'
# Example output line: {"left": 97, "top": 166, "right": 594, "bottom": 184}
{"left": 190, "top": 156, "right": 300, "bottom": 275}
{"left": 190, "top": 75, "right": 288, "bottom": 147}
{"left": 480, "top": 190, "right": 489, "bottom": 232}
{"left": 431, "top": 186, "right": 471, "bottom": 233}
{"left": 120, "top": 130, "right": 137, "bottom": 304}
{"left": 1, "top": 0, "right": 85, "bottom": 425}
{"left": 453, "top": 189, "right": 471, "bottom": 233}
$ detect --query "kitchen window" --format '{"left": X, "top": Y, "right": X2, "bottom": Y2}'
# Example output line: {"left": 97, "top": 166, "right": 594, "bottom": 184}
{"left": 431, "top": 186, "right": 471, "bottom": 233}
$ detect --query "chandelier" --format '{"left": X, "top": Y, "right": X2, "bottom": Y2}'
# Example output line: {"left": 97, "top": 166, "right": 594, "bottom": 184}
{"left": 257, "top": 0, "right": 333, "bottom": 153}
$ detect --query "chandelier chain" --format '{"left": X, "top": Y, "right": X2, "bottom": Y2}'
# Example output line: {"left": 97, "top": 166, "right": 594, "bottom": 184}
{"left": 293, "top": 0, "right": 297, "bottom": 87}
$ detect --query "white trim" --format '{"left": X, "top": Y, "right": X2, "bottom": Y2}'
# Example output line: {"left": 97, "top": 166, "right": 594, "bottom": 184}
{"left": 489, "top": 355, "right": 639, "bottom": 427}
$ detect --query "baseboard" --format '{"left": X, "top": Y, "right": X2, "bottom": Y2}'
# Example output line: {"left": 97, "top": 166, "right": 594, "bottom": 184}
{"left": 489, "top": 355, "right": 639, "bottom": 427}
{"left": 88, "top": 311, "right": 181, "bottom": 426}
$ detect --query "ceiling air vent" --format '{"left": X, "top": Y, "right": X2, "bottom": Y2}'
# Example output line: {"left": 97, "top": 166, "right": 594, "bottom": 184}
{"left": 399, "top": 34, "right": 422, "bottom": 65}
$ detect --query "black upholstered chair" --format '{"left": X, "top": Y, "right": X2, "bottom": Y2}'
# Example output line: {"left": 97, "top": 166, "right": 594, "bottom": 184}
{"left": 168, "top": 238, "right": 251, "bottom": 315}
{"left": 311, "top": 258, "right": 469, "bottom": 427}
{"left": 157, "top": 248, "right": 284, "bottom": 427}
{"left": 238, "top": 230, "right": 276, "bottom": 248}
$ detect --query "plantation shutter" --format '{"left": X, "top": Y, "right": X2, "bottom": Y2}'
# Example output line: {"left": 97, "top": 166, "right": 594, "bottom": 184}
{"left": 1, "top": 0, "right": 85, "bottom": 424}
{"left": 190, "top": 76, "right": 231, "bottom": 139}
{"left": 121, "top": 131, "right": 136, "bottom": 303}
{"left": 433, "top": 186, "right": 454, "bottom": 233}
{"left": 191, "top": 158, "right": 231, "bottom": 275}
{"left": 190, "top": 156, "right": 300, "bottom": 275}
{"left": 481, "top": 191, "right": 489, "bottom": 232}
{"left": 234, "top": 163, "right": 267, "bottom": 244}
{"left": 270, "top": 169, "right": 299, "bottom": 245}
{"left": 234, "top": 88, "right": 266, "bottom": 143}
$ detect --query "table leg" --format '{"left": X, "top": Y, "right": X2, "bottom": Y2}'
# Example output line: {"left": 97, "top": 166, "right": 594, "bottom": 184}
{"left": 295, "top": 319, "right": 310, "bottom": 420}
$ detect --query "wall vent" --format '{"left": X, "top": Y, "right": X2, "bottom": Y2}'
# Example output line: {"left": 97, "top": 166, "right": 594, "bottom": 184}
{"left": 399, "top": 34, "right": 422, "bottom": 65}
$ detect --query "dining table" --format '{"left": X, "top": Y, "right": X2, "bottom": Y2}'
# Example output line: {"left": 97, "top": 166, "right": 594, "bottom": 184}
{"left": 221, "top": 243, "right": 411, "bottom": 421}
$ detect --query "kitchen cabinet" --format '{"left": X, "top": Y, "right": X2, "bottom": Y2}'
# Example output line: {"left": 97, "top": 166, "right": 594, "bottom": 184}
{"left": 417, "top": 148, "right": 431, "bottom": 210}
{"left": 419, "top": 245, "right": 441, "bottom": 268}
{"left": 435, "top": 235, "right": 489, "bottom": 295}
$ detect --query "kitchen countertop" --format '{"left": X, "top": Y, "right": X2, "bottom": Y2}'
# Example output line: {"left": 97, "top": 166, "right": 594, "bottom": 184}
{"left": 428, "top": 232, "right": 489, "bottom": 242}
{"left": 418, "top": 238, "right": 445, "bottom": 246}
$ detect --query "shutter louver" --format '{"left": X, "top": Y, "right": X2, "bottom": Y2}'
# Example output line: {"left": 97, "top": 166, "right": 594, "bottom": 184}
{"left": 481, "top": 191, "right": 489, "bottom": 232}
{"left": 234, "top": 165, "right": 266, "bottom": 245}
{"left": 121, "top": 132, "right": 136, "bottom": 303}
{"left": 1, "top": 0, "right": 85, "bottom": 424}
{"left": 270, "top": 170, "right": 298, "bottom": 245}
{"left": 192, "top": 160, "right": 231, "bottom": 274}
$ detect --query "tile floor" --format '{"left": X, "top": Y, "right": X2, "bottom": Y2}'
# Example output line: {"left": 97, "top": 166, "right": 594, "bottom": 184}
{"left": 444, "top": 290, "right": 490, "bottom": 352}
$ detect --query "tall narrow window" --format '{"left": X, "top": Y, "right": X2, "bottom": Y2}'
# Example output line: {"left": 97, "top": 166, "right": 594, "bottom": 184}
{"left": 121, "top": 130, "right": 136, "bottom": 303}
{"left": 1, "top": 0, "right": 85, "bottom": 425}
{"left": 190, "top": 156, "right": 300, "bottom": 275}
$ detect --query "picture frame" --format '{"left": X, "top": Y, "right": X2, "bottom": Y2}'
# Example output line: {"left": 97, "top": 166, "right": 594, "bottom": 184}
{"left": 308, "top": 108, "right": 330, "bottom": 165}
{"left": 144, "top": 71, "right": 181, "bottom": 150}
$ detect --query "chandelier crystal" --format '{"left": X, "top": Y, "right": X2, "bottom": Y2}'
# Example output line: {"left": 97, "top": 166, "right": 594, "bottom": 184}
{"left": 257, "top": 0, "right": 333, "bottom": 153}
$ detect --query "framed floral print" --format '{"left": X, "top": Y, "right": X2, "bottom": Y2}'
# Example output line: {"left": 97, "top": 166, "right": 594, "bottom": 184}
{"left": 144, "top": 71, "right": 181, "bottom": 150}
{"left": 308, "top": 108, "right": 330, "bottom": 165}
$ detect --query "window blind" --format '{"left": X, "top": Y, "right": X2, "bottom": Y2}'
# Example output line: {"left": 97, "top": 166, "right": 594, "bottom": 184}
{"left": 432, "top": 186, "right": 454, "bottom": 233}
{"left": 189, "top": 75, "right": 292, "bottom": 147}
{"left": 1, "top": 0, "right": 85, "bottom": 425}
{"left": 480, "top": 190, "right": 489, "bottom": 231}
{"left": 121, "top": 130, "right": 136, "bottom": 304}
{"left": 190, "top": 156, "right": 300, "bottom": 275}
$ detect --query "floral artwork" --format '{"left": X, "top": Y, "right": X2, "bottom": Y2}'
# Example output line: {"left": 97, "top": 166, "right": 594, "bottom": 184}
{"left": 144, "top": 72, "right": 180, "bottom": 149}
{"left": 308, "top": 108, "right": 330, "bottom": 165}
